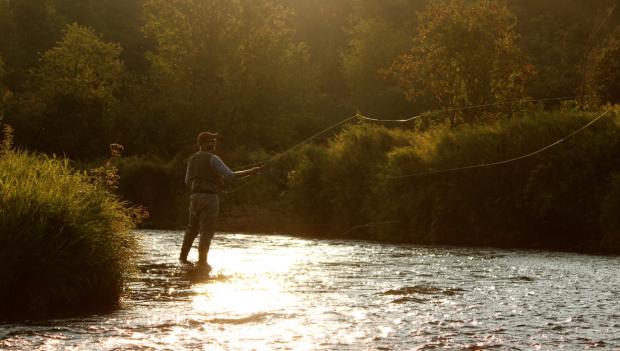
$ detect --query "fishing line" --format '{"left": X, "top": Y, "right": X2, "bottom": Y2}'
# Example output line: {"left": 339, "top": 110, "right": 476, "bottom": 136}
{"left": 237, "top": 95, "right": 590, "bottom": 171}
{"left": 356, "top": 95, "right": 594, "bottom": 123}
{"left": 389, "top": 108, "right": 611, "bottom": 179}
{"left": 260, "top": 114, "right": 358, "bottom": 168}
{"left": 223, "top": 114, "right": 357, "bottom": 193}
{"left": 225, "top": 95, "right": 595, "bottom": 193}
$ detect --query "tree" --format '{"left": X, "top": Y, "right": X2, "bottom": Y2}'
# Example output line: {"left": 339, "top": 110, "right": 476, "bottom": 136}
{"left": 141, "top": 0, "right": 316, "bottom": 154}
{"left": 34, "top": 23, "right": 123, "bottom": 102}
{"left": 2, "top": 0, "right": 63, "bottom": 70}
{"left": 52, "top": 0, "right": 151, "bottom": 72}
{"left": 281, "top": 0, "right": 354, "bottom": 106}
{"left": 343, "top": 9, "right": 418, "bottom": 118}
{"left": 384, "top": 0, "right": 533, "bottom": 126}
{"left": 12, "top": 23, "right": 124, "bottom": 158}
{"left": 587, "top": 30, "right": 620, "bottom": 104}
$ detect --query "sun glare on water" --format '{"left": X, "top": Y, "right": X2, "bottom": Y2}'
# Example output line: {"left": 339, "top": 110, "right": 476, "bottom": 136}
{"left": 179, "top": 238, "right": 325, "bottom": 349}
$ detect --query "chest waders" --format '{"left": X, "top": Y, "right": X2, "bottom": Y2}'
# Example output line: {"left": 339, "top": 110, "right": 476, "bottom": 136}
{"left": 180, "top": 153, "right": 223, "bottom": 267}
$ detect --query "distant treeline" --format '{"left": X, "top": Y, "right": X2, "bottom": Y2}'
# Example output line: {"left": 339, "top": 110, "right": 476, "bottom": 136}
{"left": 1, "top": 0, "right": 618, "bottom": 158}
{"left": 1, "top": 0, "right": 620, "bottom": 252}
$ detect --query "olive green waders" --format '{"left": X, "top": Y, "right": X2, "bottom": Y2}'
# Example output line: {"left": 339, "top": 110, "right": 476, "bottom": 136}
{"left": 180, "top": 193, "right": 219, "bottom": 265}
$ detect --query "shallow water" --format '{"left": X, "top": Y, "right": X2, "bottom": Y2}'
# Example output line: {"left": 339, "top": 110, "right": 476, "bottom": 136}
{"left": 1, "top": 230, "right": 619, "bottom": 350}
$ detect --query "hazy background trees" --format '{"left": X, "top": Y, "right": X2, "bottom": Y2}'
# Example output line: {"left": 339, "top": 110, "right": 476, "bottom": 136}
{"left": 1, "top": 0, "right": 618, "bottom": 159}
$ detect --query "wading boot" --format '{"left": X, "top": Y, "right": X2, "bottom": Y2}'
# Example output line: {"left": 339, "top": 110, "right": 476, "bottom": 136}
{"left": 197, "top": 242, "right": 212, "bottom": 272}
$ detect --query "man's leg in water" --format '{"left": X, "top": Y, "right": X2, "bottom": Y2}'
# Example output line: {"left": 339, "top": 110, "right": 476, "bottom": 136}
{"left": 179, "top": 202, "right": 200, "bottom": 263}
{"left": 197, "top": 214, "right": 216, "bottom": 268}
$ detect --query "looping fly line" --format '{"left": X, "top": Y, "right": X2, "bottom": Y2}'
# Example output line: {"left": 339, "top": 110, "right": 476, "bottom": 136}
{"left": 355, "top": 95, "right": 594, "bottom": 123}
{"left": 225, "top": 95, "right": 599, "bottom": 193}
{"left": 389, "top": 108, "right": 611, "bottom": 179}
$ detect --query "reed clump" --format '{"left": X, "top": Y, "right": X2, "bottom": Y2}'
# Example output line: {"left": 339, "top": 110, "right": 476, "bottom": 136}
{"left": 0, "top": 126, "right": 141, "bottom": 320}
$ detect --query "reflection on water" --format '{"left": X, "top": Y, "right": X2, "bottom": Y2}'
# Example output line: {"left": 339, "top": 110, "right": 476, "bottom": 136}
{"left": 1, "top": 230, "right": 619, "bottom": 350}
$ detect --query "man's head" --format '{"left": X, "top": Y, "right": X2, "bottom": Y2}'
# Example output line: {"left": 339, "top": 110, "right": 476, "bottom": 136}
{"left": 197, "top": 131, "right": 218, "bottom": 151}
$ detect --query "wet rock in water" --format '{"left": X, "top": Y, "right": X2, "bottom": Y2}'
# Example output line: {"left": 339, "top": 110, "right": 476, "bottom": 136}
{"left": 443, "top": 287, "right": 465, "bottom": 296}
{"left": 509, "top": 276, "right": 535, "bottom": 282}
{"left": 383, "top": 285, "right": 442, "bottom": 295}
{"left": 383, "top": 285, "right": 465, "bottom": 296}
{"left": 391, "top": 296, "right": 427, "bottom": 304}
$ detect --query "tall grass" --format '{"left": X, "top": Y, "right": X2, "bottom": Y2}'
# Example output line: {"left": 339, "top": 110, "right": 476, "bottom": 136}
{"left": 0, "top": 126, "right": 140, "bottom": 320}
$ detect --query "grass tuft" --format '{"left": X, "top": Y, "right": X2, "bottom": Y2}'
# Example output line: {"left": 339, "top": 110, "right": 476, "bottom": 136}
{"left": 0, "top": 126, "right": 141, "bottom": 320}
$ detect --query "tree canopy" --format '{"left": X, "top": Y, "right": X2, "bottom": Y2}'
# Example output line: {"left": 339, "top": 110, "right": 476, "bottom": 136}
{"left": 0, "top": 0, "right": 616, "bottom": 158}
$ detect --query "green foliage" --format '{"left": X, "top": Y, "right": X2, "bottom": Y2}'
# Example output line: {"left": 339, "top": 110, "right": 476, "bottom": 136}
{"left": 283, "top": 109, "right": 620, "bottom": 252}
{"left": 11, "top": 23, "right": 124, "bottom": 159}
{"left": 343, "top": 17, "right": 416, "bottom": 117}
{"left": 384, "top": 0, "right": 533, "bottom": 125}
{"left": 141, "top": 0, "right": 318, "bottom": 152}
{"left": 1, "top": 0, "right": 63, "bottom": 70}
{"left": 53, "top": 0, "right": 150, "bottom": 72}
{"left": 34, "top": 23, "right": 123, "bottom": 102}
{"left": 510, "top": 0, "right": 618, "bottom": 100}
{"left": 0, "top": 130, "right": 140, "bottom": 320}
{"left": 285, "top": 123, "right": 415, "bottom": 235}
{"left": 0, "top": 53, "right": 10, "bottom": 119}
{"left": 587, "top": 32, "right": 620, "bottom": 104}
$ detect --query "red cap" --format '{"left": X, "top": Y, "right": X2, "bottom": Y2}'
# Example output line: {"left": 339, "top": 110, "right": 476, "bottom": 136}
{"left": 197, "top": 131, "right": 218, "bottom": 145}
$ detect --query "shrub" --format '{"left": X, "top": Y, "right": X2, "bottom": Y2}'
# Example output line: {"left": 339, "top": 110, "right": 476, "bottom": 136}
{"left": 0, "top": 129, "right": 140, "bottom": 320}
{"left": 381, "top": 109, "right": 620, "bottom": 249}
{"left": 284, "top": 108, "right": 620, "bottom": 253}
{"left": 285, "top": 123, "right": 415, "bottom": 236}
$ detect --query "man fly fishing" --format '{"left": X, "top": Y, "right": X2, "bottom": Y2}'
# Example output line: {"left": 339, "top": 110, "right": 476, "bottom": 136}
{"left": 180, "top": 131, "right": 262, "bottom": 270}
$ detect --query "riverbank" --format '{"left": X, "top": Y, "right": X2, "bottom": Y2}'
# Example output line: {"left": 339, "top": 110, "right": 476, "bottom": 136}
{"left": 147, "top": 207, "right": 620, "bottom": 256}
{"left": 0, "top": 132, "right": 141, "bottom": 320}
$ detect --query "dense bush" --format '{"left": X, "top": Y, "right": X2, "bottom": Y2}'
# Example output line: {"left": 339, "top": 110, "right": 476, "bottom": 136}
{"left": 0, "top": 133, "right": 140, "bottom": 320}
{"left": 284, "top": 108, "right": 620, "bottom": 253}
{"left": 284, "top": 123, "right": 416, "bottom": 236}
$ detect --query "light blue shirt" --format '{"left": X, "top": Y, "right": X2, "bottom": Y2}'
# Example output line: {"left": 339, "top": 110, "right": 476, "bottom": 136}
{"left": 209, "top": 154, "right": 235, "bottom": 180}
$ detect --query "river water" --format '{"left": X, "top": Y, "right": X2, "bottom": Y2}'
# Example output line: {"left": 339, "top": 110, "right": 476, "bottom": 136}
{"left": 1, "top": 230, "right": 619, "bottom": 350}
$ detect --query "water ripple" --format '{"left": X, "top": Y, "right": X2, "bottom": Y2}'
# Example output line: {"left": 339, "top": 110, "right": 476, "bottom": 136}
{"left": 1, "top": 230, "right": 618, "bottom": 350}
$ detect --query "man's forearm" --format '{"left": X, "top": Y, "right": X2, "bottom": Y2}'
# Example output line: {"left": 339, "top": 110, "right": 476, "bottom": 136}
{"left": 234, "top": 167, "right": 259, "bottom": 178}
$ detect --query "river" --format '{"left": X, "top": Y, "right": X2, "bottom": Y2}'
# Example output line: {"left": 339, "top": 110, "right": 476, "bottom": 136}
{"left": 1, "top": 230, "right": 619, "bottom": 350}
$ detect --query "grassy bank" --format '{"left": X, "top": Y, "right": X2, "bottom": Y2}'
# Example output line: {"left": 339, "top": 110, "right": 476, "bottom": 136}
{"left": 0, "top": 129, "right": 140, "bottom": 320}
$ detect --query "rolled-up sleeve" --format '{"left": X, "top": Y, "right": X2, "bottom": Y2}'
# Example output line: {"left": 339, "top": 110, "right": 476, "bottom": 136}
{"left": 210, "top": 155, "right": 235, "bottom": 180}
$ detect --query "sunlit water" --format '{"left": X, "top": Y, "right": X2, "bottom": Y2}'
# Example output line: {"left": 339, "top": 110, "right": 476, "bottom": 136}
{"left": 1, "top": 230, "right": 619, "bottom": 350}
